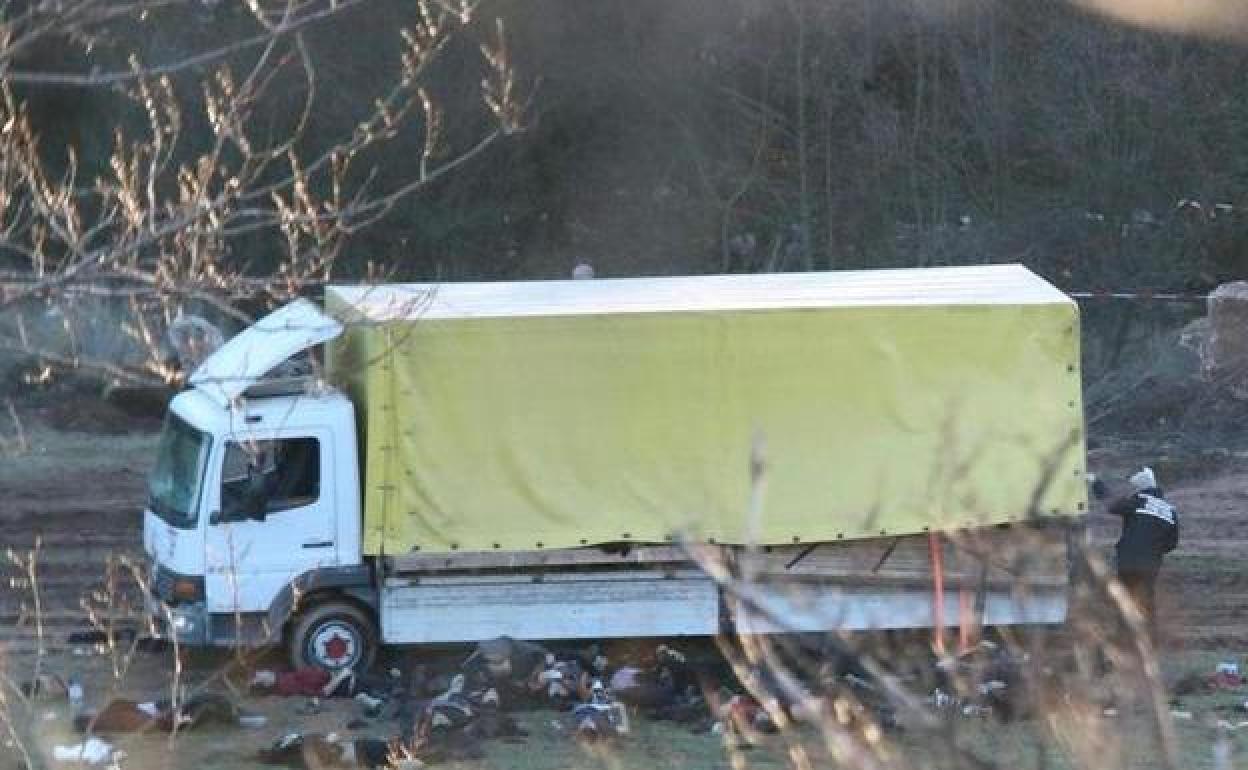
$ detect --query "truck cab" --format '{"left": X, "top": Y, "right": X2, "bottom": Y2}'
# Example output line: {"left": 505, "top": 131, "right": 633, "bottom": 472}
{"left": 143, "top": 301, "right": 375, "bottom": 669}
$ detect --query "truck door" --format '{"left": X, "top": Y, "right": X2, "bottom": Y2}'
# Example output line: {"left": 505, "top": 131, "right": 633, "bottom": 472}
{"left": 204, "top": 429, "right": 337, "bottom": 614}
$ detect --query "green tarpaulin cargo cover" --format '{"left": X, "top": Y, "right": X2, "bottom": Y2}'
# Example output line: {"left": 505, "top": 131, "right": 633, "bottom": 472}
{"left": 325, "top": 265, "right": 1087, "bottom": 555}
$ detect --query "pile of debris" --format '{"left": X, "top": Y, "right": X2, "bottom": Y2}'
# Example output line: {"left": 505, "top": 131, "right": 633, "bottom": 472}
{"left": 243, "top": 636, "right": 905, "bottom": 767}
{"left": 1194, "top": 282, "right": 1248, "bottom": 397}
{"left": 923, "top": 641, "right": 1042, "bottom": 722}
{"left": 29, "top": 635, "right": 1068, "bottom": 767}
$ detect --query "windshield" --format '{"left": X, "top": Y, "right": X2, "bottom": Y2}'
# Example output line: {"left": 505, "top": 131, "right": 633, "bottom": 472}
{"left": 147, "top": 413, "right": 211, "bottom": 529}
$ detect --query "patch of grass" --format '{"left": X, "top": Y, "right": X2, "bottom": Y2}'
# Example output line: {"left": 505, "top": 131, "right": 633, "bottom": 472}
{"left": 26, "top": 691, "right": 1248, "bottom": 770}
{"left": 955, "top": 716, "right": 1248, "bottom": 770}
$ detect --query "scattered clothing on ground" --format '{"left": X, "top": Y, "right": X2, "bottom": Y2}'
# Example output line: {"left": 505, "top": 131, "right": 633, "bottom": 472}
{"left": 74, "top": 692, "right": 249, "bottom": 733}
{"left": 257, "top": 732, "right": 407, "bottom": 769}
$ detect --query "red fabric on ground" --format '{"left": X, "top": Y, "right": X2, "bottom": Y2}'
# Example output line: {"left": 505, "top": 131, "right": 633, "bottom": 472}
{"left": 272, "top": 668, "right": 332, "bottom": 696}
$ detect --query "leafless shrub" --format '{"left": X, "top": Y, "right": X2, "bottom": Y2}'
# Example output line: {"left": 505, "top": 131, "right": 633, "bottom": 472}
{"left": 0, "top": 0, "right": 525, "bottom": 387}
{"left": 0, "top": 526, "right": 267, "bottom": 767}
{"left": 678, "top": 438, "right": 1186, "bottom": 770}
{"left": 1, "top": 540, "right": 46, "bottom": 770}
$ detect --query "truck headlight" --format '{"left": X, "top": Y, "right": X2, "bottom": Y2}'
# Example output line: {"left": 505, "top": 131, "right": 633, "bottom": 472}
{"left": 172, "top": 577, "right": 204, "bottom": 602}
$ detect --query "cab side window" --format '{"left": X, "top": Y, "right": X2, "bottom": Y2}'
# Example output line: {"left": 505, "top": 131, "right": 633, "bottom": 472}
{"left": 220, "top": 437, "right": 320, "bottom": 517}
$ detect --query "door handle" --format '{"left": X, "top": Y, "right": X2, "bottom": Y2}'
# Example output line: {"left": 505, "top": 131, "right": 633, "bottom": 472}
{"left": 302, "top": 541, "right": 334, "bottom": 549}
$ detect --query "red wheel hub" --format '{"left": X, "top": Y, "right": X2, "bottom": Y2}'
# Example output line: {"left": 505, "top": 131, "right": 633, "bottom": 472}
{"left": 322, "top": 632, "right": 350, "bottom": 663}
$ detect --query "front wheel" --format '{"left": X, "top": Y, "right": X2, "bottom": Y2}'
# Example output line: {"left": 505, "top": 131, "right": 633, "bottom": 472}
{"left": 288, "top": 601, "right": 378, "bottom": 671}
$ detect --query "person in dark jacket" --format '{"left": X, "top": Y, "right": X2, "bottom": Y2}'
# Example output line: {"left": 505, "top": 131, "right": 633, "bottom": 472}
{"left": 1105, "top": 466, "right": 1179, "bottom": 639}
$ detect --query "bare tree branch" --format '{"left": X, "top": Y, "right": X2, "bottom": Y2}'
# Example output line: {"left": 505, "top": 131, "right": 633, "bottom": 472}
{"left": 0, "top": 0, "right": 524, "bottom": 385}
{"left": 2, "top": 0, "right": 363, "bottom": 87}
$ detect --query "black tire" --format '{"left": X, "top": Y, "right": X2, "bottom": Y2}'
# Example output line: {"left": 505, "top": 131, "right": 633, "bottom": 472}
{"left": 288, "top": 601, "right": 378, "bottom": 672}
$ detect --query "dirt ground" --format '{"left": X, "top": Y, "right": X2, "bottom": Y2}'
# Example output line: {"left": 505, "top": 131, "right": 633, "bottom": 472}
{"left": 2, "top": 407, "right": 1248, "bottom": 769}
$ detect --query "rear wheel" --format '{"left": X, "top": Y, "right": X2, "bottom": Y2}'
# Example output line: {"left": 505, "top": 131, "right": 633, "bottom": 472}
{"left": 288, "top": 601, "right": 378, "bottom": 671}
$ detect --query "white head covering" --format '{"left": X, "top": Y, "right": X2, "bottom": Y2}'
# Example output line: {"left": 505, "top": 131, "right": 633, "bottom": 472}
{"left": 1129, "top": 466, "right": 1157, "bottom": 491}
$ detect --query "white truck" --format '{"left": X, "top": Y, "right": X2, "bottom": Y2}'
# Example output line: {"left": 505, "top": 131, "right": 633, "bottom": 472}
{"left": 142, "top": 265, "right": 1087, "bottom": 670}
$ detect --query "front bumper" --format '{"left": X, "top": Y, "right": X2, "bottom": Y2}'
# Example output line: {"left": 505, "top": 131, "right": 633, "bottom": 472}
{"left": 143, "top": 591, "right": 209, "bottom": 646}
{"left": 145, "top": 560, "right": 210, "bottom": 645}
